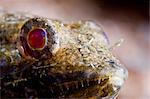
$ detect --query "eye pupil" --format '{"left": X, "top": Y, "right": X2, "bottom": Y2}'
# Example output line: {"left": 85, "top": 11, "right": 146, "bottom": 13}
{"left": 27, "top": 28, "right": 47, "bottom": 50}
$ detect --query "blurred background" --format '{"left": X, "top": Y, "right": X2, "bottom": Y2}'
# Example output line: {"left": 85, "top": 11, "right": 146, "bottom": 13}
{"left": 0, "top": 0, "right": 149, "bottom": 99}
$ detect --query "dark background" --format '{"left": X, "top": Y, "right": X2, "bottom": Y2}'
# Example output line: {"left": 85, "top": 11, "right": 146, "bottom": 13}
{"left": 0, "top": 0, "right": 149, "bottom": 98}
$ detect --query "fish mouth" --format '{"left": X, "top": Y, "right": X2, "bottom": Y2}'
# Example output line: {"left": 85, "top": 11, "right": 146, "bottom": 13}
{"left": 1, "top": 62, "right": 127, "bottom": 98}
{"left": 24, "top": 66, "right": 111, "bottom": 98}
{"left": 47, "top": 74, "right": 111, "bottom": 98}
{"left": 1, "top": 65, "right": 112, "bottom": 98}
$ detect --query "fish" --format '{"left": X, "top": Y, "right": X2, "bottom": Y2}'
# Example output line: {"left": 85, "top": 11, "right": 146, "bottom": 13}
{"left": 0, "top": 11, "right": 128, "bottom": 99}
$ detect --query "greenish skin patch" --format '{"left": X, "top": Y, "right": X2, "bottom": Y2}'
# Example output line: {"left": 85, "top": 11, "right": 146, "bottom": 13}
{"left": 0, "top": 12, "right": 128, "bottom": 99}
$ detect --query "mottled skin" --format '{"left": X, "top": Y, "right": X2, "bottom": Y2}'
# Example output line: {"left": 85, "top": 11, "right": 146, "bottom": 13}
{"left": 0, "top": 11, "right": 128, "bottom": 99}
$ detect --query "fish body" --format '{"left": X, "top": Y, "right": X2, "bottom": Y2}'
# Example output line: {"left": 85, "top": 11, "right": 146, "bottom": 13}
{"left": 0, "top": 11, "right": 128, "bottom": 98}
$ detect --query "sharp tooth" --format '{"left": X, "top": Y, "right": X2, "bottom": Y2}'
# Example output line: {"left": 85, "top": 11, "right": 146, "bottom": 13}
{"left": 59, "top": 84, "right": 63, "bottom": 92}
{"left": 87, "top": 79, "right": 90, "bottom": 86}
{"left": 81, "top": 81, "right": 84, "bottom": 87}
{"left": 65, "top": 83, "right": 69, "bottom": 90}
{"left": 98, "top": 78, "right": 101, "bottom": 84}
{"left": 75, "top": 81, "right": 78, "bottom": 89}
{"left": 50, "top": 87, "right": 54, "bottom": 93}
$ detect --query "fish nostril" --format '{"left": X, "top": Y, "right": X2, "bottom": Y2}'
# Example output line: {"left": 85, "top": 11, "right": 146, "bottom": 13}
{"left": 107, "top": 60, "right": 115, "bottom": 65}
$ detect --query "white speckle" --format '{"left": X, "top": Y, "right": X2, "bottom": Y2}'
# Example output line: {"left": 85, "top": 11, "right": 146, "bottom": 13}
{"left": 1, "top": 48, "right": 6, "bottom": 52}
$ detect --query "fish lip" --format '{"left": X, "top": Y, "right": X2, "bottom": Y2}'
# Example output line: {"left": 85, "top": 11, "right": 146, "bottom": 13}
{"left": 30, "top": 66, "right": 110, "bottom": 97}
{"left": 29, "top": 63, "right": 127, "bottom": 98}
{"left": 48, "top": 75, "right": 110, "bottom": 97}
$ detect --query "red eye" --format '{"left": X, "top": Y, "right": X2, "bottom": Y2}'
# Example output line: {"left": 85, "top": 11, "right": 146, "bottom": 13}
{"left": 27, "top": 28, "right": 47, "bottom": 50}
{"left": 20, "top": 18, "right": 59, "bottom": 59}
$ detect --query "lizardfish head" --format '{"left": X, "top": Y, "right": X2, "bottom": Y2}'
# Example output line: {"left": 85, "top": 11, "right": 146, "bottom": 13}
{"left": 0, "top": 17, "right": 128, "bottom": 98}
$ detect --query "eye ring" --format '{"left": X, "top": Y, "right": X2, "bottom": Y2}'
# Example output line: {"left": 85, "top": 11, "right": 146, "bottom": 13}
{"left": 19, "top": 18, "right": 59, "bottom": 59}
